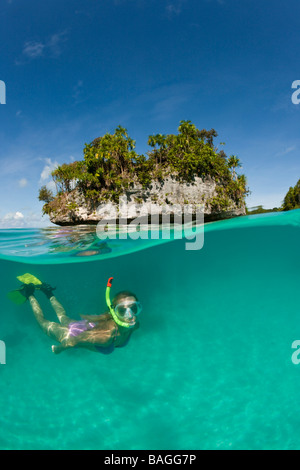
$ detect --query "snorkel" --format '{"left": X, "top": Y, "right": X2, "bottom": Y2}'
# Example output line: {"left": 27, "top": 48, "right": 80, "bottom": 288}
{"left": 106, "top": 277, "right": 133, "bottom": 329}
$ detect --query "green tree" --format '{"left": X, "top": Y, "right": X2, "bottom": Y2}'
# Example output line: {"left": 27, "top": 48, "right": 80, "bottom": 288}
{"left": 38, "top": 186, "right": 54, "bottom": 203}
{"left": 51, "top": 161, "right": 84, "bottom": 193}
{"left": 282, "top": 179, "right": 300, "bottom": 211}
{"left": 227, "top": 155, "right": 241, "bottom": 181}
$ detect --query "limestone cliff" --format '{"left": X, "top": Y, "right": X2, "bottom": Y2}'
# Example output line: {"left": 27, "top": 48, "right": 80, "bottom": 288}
{"left": 48, "top": 175, "right": 246, "bottom": 226}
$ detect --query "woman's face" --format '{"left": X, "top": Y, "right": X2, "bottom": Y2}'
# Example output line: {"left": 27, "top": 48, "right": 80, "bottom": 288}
{"left": 114, "top": 295, "right": 141, "bottom": 327}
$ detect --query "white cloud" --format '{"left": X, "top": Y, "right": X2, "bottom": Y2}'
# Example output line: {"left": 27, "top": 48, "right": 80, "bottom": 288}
{"left": 0, "top": 210, "right": 50, "bottom": 228}
{"left": 165, "top": 0, "right": 187, "bottom": 16}
{"left": 166, "top": 3, "right": 182, "bottom": 15}
{"left": 46, "top": 180, "right": 57, "bottom": 193}
{"left": 18, "top": 178, "right": 28, "bottom": 188}
{"left": 39, "top": 158, "right": 58, "bottom": 183}
{"left": 72, "top": 80, "right": 85, "bottom": 104}
{"left": 47, "top": 31, "right": 68, "bottom": 57}
{"left": 275, "top": 146, "right": 296, "bottom": 157}
{"left": 1, "top": 211, "right": 24, "bottom": 227}
{"left": 8, "top": 211, "right": 24, "bottom": 220}
{"left": 23, "top": 41, "right": 45, "bottom": 59}
{"left": 16, "top": 31, "right": 68, "bottom": 64}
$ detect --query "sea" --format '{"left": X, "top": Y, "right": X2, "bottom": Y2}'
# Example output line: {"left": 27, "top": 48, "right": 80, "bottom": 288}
{"left": 0, "top": 209, "right": 299, "bottom": 450}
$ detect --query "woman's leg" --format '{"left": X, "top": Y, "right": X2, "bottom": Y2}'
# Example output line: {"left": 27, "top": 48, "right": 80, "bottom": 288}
{"left": 28, "top": 295, "right": 69, "bottom": 343}
{"left": 40, "top": 284, "right": 74, "bottom": 326}
{"left": 48, "top": 295, "right": 74, "bottom": 326}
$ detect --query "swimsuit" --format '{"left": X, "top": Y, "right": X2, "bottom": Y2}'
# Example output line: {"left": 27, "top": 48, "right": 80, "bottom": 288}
{"left": 94, "top": 334, "right": 131, "bottom": 354}
{"left": 68, "top": 320, "right": 96, "bottom": 337}
{"left": 67, "top": 319, "right": 131, "bottom": 354}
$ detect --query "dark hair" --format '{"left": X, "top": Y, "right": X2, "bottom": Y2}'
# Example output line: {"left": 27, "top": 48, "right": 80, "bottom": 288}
{"left": 112, "top": 291, "right": 138, "bottom": 308}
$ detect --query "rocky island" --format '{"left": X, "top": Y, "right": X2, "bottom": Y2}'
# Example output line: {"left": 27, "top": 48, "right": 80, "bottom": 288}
{"left": 39, "top": 121, "right": 249, "bottom": 226}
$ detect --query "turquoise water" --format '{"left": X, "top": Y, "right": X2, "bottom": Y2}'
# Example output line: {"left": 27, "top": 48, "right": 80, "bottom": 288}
{"left": 0, "top": 210, "right": 299, "bottom": 450}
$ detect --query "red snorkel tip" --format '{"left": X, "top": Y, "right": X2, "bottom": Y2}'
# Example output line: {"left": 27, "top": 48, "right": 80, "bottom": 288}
{"left": 107, "top": 277, "right": 113, "bottom": 288}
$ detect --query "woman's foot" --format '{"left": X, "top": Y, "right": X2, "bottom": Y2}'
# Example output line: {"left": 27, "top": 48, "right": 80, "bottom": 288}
{"left": 40, "top": 283, "right": 56, "bottom": 299}
{"left": 20, "top": 283, "right": 35, "bottom": 299}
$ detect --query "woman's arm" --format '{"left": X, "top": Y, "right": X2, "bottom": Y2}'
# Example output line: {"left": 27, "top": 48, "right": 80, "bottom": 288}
{"left": 79, "top": 327, "right": 116, "bottom": 345}
{"left": 80, "top": 313, "right": 111, "bottom": 322}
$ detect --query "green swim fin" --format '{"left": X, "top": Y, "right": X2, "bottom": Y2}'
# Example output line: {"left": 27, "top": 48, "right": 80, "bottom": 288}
{"left": 7, "top": 289, "right": 27, "bottom": 305}
{"left": 8, "top": 273, "right": 42, "bottom": 305}
{"left": 16, "top": 273, "right": 43, "bottom": 286}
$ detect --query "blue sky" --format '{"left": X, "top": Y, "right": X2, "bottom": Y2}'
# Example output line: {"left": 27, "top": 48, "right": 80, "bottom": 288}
{"left": 1, "top": 0, "right": 300, "bottom": 227}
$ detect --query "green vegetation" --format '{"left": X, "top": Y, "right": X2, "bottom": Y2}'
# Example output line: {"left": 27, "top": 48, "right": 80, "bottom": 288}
{"left": 246, "top": 206, "right": 281, "bottom": 215}
{"left": 246, "top": 179, "right": 300, "bottom": 215}
{"left": 38, "top": 121, "right": 249, "bottom": 216}
{"left": 282, "top": 179, "right": 300, "bottom": 211}
{"left": 38, "top": 186, "right": 54, "bottom": 204}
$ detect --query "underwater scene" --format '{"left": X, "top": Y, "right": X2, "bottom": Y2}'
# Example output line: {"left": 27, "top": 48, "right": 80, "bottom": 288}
{"left": 0, "top": 210, "right": 300, "bottom": 450}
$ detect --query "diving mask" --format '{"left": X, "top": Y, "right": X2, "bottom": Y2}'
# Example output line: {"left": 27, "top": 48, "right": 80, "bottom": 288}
{"left": 114, "top": 300, "right": 142, "bottom": 320}
{"left": 106, "top": 277, "right": 141, "bottom": 328}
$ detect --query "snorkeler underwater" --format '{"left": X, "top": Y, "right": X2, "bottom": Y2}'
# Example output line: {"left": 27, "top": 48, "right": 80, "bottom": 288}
{"left": 1, "top": 0, "right": 300, "bottom": 452}
{"left": 9, "top": 273, "right": 141, "bottom": 354}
